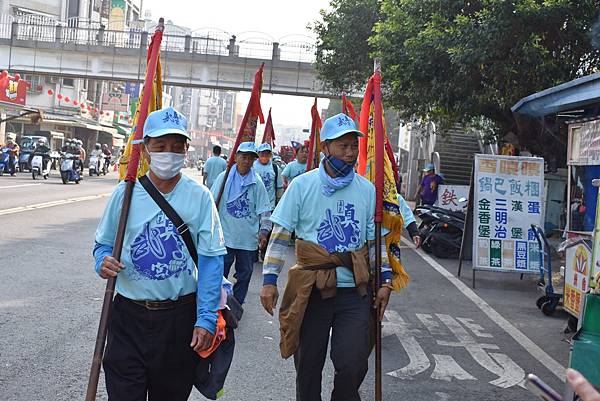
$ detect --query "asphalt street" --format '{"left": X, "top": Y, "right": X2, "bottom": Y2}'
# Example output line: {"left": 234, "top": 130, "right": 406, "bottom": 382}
{"left": 0, "top": 168, "right": 573, "bottom": 401}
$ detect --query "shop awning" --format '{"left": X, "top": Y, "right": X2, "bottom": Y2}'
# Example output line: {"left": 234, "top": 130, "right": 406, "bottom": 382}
{"left": 511, "top": 73, "right": 600, "bottom": 117}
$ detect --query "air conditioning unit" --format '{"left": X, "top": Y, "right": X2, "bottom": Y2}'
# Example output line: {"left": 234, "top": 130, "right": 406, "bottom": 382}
{"left": 46, "top": 76, "right": 59, "bottom": 84}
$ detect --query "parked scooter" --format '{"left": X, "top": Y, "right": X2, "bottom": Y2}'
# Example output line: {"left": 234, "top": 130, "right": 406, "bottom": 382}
{"left": 31, "top": 153, "right": 50, "bottom": 180}
{"left": 415, "top": 201, "right": 466, "bottom": 258}
{"left": 60, "top": 153, "right": 81, "bottom": 184}
{"left": 89, "top": 155, "right": 101, "bottom": 176}
{"left": 0, "top": 147, "right": 16, "bottom": 176}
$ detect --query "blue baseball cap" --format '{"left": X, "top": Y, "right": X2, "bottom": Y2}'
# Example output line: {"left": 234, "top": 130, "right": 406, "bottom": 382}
{"left": 237, "top": 141, "right": 258, "bottom": 155}
{"left": 143, "top": 107, "right": 190, "bottom": 140}
{"left": 423, "top": 163, "right": 435, "bottom": 172}
{"left": 320, "top": 113, "right": 364, "bottom": 141}
{"left": 257, "top": 143, "right": 272, "bottom": 153}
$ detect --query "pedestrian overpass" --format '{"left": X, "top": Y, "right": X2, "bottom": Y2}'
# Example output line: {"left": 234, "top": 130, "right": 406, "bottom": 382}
{"left": 0, "top": 15, "right": 333, "bottom": 98}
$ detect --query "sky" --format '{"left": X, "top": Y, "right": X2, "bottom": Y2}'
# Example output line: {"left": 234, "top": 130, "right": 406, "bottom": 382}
{"left": 143, "top": 0, "right": 333, "bottom": 134}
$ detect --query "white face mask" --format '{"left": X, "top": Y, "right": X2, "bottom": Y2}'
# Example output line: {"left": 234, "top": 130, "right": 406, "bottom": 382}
{"left": 148, "top": 152, "right": 185, "bottom": 180}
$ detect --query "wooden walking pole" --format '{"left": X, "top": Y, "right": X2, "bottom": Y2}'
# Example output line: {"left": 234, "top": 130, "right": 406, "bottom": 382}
{"left": 84, "top": 18, "right": 164, "bottom": 401}
{"left": 372, "top": 58, "right": 385, "bottom": 401}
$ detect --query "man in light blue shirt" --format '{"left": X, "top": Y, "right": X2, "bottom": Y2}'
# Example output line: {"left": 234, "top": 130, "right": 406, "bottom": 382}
{"left": 281, "top": 143, "right": 308, "bottom": 188}
{"left": 211, "top": 141, "right": 272, "bottom": 304}
{"left": 260, "top": 113, "right": 393, "bottom": 401}
{"left": 203, "top": 145, "right": 227, "bottom": 188}
{"left": 253, "top": 143, "right": 283, "bottom": 209}
{"left": 93, "top": 107, "right": 227, "bottom": 400}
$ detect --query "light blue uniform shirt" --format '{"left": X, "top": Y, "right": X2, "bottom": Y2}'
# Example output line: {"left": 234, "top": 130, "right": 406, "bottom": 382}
{"left": 94, "top": 174, "right": 227, "bottom": 332}
{"left": 282, "top": 160, "right": 307, "bottom": 183}
{"left": 203, "top": 156, "right": 227, "bottom": 188}
{"left": 271, "top": 169, "right": 376, "bottom": 287}
{"left": 211, "top": 169, "right": 272, "bottom": 251}
{"left": 253, "top": 160, "right": 283, "bottom": 210}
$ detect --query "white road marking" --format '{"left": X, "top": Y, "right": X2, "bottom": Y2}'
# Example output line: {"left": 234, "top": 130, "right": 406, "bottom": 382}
{"left": 384, "top": 310, "right": 430, "bottom": 379}
{"left": 457, "top": 318, "right": 494, "bottom": 338}
{"left": 0, "top": 193, "right": 111, "bottom": 216}
{"left": 416, "top": 313, "right": 447, "bottom": 336}
{"left": 0, "top": 183, "right": 42, "bottom": 189}
{"left": 431, "top": 354, "right": 477, "bottom": 382}
{"left": 401, "top": 237, "right": 566, "bottom": 381}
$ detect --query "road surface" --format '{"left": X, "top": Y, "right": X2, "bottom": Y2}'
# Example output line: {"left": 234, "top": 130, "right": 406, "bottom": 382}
{"left": 0, "top": 169, "right": 572, "bottom": 400}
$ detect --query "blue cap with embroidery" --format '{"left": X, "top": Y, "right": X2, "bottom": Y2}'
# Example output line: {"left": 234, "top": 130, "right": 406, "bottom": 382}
{"left": 237, "top": 141, "right": 258, "bottom": 155}
{"left": 257, "top": 143, "right": 272, "bottom": 153}
{"left": 423, "top": 163, "right": 435, "bottom": 172}
{"left": 320, "top": 113, "right": 364, "bottom": 141}
{"left": 143, "top": 107, "right": 190, "bottom": 140}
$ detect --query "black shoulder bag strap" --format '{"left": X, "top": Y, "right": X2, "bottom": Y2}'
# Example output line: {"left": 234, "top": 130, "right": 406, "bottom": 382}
{"left": 139, "top": 175, "right": 198, "bottom": 267}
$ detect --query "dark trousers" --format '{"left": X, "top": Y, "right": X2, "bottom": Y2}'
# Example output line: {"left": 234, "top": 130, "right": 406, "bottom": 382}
{"left": 223, "top": 247, "right": 256, "bottom": 304}
{"left": 294, "top": 288, "right": 371, "bottom": 401}
{"left": 103, "top": 295, "right": 199, "bottom": 401}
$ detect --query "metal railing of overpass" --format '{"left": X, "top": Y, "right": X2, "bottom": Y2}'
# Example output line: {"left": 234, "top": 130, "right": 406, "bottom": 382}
{"left": 0, "top": 14, "right": 317, "bottom": 63}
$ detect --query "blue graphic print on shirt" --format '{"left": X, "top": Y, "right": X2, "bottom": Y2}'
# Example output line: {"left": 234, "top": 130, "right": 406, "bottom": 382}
{"left": 316, "top": 200, "right": 361, "bottom": 253}
{"left": 259, "top": 171, "right": 273, "bottom": 193}
{"left": 226, "top": 190, "right": 252, "bottom": 219}
{"left": 129, "top": 212, "right": 191, "bottom": 280}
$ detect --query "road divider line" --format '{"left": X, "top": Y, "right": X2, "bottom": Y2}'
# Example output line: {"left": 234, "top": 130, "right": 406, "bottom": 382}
{"left": 0, "top": 183, "right": 43, "bottom": 190}
{"left": 401, "top": 237, "right": 566, "bottom": 382}
{"left": 0, "top": 193, "right": 112, "bottom": 216}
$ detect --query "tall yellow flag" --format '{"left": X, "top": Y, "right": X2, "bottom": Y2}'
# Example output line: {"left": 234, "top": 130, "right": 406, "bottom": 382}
{"left": 118, "top": 58, "right": 163, "bottom": 180}
{"left": 360, "top": 77, "right": 409, "bottom": 291}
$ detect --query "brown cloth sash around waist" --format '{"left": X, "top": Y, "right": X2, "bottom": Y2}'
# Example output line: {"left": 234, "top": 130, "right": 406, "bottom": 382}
{"left": 278, "top": 240, "right": 370, "bottom": 358}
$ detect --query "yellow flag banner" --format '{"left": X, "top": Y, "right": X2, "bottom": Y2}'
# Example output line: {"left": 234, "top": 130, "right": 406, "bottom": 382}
{"left": 363, "top": 101, "right": 409, "bottom": 291}
{"left": 118, "top": 58, "right": 163, "bottom": 180}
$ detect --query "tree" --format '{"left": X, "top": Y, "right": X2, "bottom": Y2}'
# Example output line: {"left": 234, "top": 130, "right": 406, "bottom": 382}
{"left": 312, "top": 0, "right": 381, "bottom": 93}
{"left": 314, "top": 0, "right": 600, "bottom": 147}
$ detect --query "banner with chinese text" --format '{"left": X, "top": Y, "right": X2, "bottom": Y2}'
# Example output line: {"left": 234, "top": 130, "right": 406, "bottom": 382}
{"left": 473, "top": 155, "right": 545, "bottom": 272}
{"left": 564, "top": 241, "right": 592, "bottom": 317}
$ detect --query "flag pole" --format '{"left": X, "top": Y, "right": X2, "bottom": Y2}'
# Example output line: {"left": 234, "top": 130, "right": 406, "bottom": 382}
{"left": 215, "top": 63, "right": 264, "bottom": 207}
{"left": 84, "top": 18, "right": 164, "bottom": 401}
{"left": 372, "top": 58, "right": 384, "bottom": 401}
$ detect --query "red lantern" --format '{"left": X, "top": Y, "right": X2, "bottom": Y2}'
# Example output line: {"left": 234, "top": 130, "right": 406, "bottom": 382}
{"left": 87, "top": 105, "right": 92, "bottom": 111}
{"left": 64, "top": 97, "right": 70, "bottom": 103}
{"left": 80, "top": 103, "right": 86, "bottom": 109}
{"left": 73, "top": 100, "right": 78, "bottom": 106}
{"left": 57, "top": 94, "right": 63, "bottom": 100}
{"left": 47, "top": 89, "right": 54, "bottom": 96}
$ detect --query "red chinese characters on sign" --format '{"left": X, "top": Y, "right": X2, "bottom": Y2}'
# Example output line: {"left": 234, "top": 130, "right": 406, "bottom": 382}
{"left": 441, "top": 188, "right": 458, "bottom": 207}
{"left": 0, "top": 71, "right": 28, "bottom": 106}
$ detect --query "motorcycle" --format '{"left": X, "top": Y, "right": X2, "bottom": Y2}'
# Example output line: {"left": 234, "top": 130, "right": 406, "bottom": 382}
{"left": 102, "top": 155, "right": 111, "bottom": 175}
{"left": 415, "top": 201, "right": 466, "bottom": 259}
{"left": 31, "top": 153, "right": 50, "bottom": 180}
{"left": 89, "top": 155, "right": 101, "bottom": 176}
{"left": 60, "top": 153, "right": 81, "bottom": 184}
{"left": 0, "top": 148, "right": 16, "bottom": 176}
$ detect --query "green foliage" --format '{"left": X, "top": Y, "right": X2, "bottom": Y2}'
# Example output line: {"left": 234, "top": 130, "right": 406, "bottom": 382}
{"left": 314, "top": 0, "right": 600, "bottom": 139}
{"left": 312, "top": 0, "right": 381, "bottom": 93}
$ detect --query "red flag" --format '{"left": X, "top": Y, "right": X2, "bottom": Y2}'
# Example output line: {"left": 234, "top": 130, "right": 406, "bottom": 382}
{"left": 342, "top": 93, "right": 358, "bottom": 122}
{"left": 262, "top": 107, "right": 276, "bottom": 147}
{"left": 357, "top": 79, "right": 374, "bottom": 176}
{"left": 306, "top": 98, "right": 322, "bottom": 171}
{"left": 228, "top": 63, "right": 265, "bottom": 168}
{"left": 215, "top": 63, "right": 265, "bottom": 206}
